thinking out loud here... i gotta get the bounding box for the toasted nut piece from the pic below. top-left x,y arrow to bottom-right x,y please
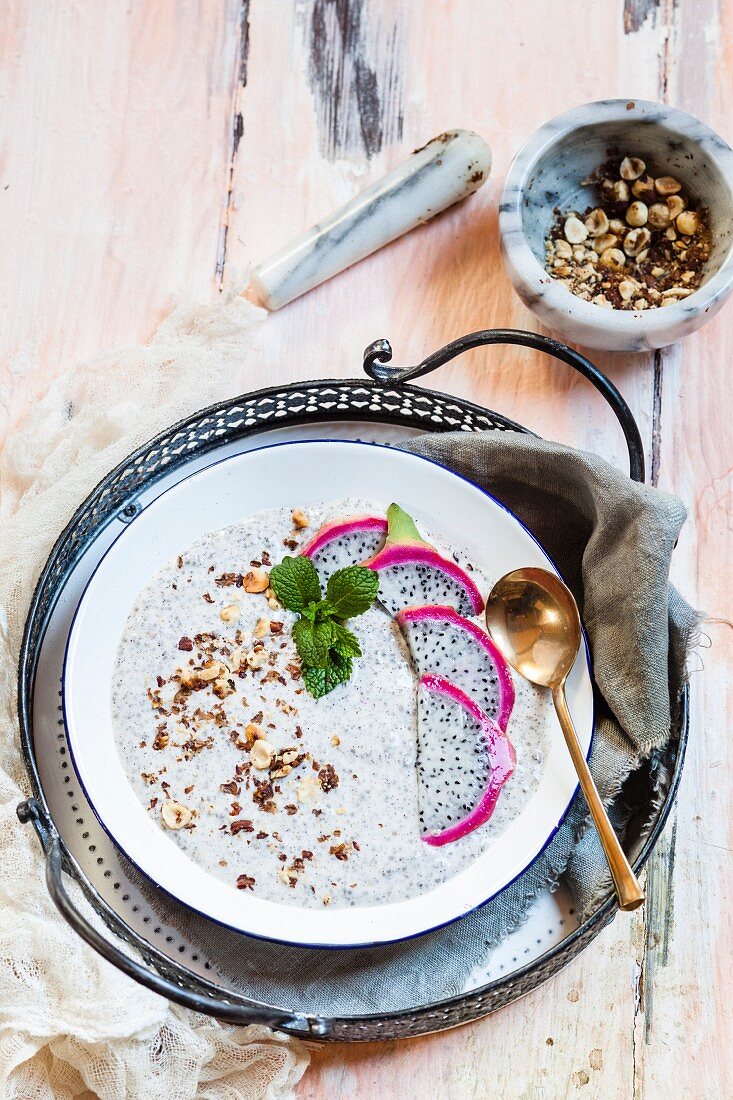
564,216 -> 588,244
651,266 -> 666,277
245,649 -> 267,670
296,774 -> 322,804
594,233 -> 619,255
632,174 -> 656,202
618,280 -> 637,301
625,201 -> 648,227
322,894 -> 332,906
291,508 -> 309,529
331,734 -> 341,747
662,286 -> 692,298
213,677 -> 235,699
553,261 -> 572,276
271,765 -> 292,779
554,238 -> 573,258
647,202 -> 672,230
199,660 -> 228,682
250,740 -> 275,769
592,294 -> 613,309
161,800 -> 193,830
254,617 -> 270,639
279,867 -> 297,886
623,227 -> 652,257
220,603 -> 240,624
666,194 -> 686,219
598,248 -> 626,271
655,175 -> 682,196
634,298 -> 649,310
281,749 -> 299,764
681,270 -> 696,283
584,208 -> 609,237
243,568 -> 269,593
608,218 -> 627,235
265,586 -> 282,610
229,647 -> 244,672
611,180 -> 630,204
664,226 -> 677,241
636,249 -> 649,263
245,722 -> 264,741
676,210 -> 699,235
619,156 -> 646,181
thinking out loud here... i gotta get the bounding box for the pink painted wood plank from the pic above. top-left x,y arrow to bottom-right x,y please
0,0 -> 242,439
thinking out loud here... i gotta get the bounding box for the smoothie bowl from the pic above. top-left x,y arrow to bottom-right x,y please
63,441 -> 593,948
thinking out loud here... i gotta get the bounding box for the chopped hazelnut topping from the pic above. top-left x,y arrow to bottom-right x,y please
219,604 -> 240,624
250,740 -> 275,770
254,617 -> 270,639
161,800 -> 192,830
291,508 -> 309,529
243,568 -> 270,593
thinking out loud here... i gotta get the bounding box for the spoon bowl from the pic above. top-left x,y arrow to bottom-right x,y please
485,567 -> 582,689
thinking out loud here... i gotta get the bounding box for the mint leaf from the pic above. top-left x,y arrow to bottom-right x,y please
269,556 -> 321,613
329,621 -> 362,659
325,566 -> 379,619
312,599 -> 339,622
292,618 -> 333,668
303,653 -> 353,698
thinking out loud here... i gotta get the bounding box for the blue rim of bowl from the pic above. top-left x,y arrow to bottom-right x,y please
499,97 -> 733,336
62,438 -> 596,950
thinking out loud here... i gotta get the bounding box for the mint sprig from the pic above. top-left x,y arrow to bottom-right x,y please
269,556 -> 378,698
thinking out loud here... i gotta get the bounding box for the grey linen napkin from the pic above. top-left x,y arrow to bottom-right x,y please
130,431 -> 699,1016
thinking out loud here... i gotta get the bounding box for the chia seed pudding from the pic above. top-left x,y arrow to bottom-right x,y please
111,498 -> 552,910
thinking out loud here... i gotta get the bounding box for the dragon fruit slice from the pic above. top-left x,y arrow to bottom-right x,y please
417,674 -> 515,846
396,604 -> 515,731
363,504 -> 484,617
300,514 -> 387,584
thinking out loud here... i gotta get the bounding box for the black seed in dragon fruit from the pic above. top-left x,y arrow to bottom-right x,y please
417,673 -> 515,845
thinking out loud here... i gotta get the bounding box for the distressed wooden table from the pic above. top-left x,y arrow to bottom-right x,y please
2,2 -> 731,1096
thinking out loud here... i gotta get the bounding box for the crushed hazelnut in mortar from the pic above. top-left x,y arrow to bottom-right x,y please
545,154 -> 711,310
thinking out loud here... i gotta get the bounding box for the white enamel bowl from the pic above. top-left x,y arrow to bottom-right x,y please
63,441 -> 594,948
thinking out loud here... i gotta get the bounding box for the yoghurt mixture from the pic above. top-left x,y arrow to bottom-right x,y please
112,498 -> 552,910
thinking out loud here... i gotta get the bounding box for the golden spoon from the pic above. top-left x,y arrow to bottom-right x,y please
485,567 -> 645,912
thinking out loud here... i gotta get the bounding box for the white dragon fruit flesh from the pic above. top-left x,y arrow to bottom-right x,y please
417,673 -> 515,846
396,604 -> 515,731
300,514 -> 387,584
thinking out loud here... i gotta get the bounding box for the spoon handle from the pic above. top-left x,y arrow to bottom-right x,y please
552,684 -> 645,912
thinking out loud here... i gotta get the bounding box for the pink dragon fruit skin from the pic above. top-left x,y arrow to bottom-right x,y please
417,673 -> 516,847
396,604 -> 515,732
300,514 -> 387,583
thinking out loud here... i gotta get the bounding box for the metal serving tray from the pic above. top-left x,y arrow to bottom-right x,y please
16,330 -> 687,1041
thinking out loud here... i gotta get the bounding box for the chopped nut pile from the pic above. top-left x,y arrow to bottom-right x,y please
545,155 -> 711,310
129,503 -> 365,907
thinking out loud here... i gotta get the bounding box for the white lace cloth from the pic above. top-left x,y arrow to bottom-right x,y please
0,295 -> 309,1098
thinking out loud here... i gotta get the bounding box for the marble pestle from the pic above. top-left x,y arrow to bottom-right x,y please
245,129 -> 491,311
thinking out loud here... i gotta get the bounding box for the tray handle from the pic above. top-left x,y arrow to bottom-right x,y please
363,328 -> 645,483
16,798 -> 328,1036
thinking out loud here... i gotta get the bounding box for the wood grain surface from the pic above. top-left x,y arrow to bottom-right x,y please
1,2 -> 730,1097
